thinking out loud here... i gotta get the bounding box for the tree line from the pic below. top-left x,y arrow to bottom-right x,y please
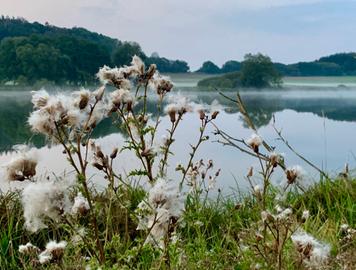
0,16 -> 189,85
197,53 -> 356,76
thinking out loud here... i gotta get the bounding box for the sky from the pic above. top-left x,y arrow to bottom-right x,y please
1,0 -> 356,70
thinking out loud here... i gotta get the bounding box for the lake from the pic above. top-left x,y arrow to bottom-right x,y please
1,75 -> 356,194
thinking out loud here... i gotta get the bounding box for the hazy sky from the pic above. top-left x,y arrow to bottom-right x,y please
2,0 -> 356,69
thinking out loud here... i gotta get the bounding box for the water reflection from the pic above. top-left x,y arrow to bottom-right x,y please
0,88 -> 356,193
1,89 -> 356,151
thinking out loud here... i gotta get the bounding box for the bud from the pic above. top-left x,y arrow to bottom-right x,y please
95,147 -> 104,159
247,167 -> 253,177
286,170 -> 297,184
92,162 -> 103,170
199,110 -> 205,120
207,159 -> 213,169
301,210 -> 310,222
168,110 -> 176,123
110,148 -> 118,159
78,94 -> 89,110
255,232 -> 264,242
94,86 -> 105,101
211,111 -> 219,119
126,101 -> 133,112
146,64 -> 157,80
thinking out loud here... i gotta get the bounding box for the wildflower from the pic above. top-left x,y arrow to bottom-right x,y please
19,242 -> 39,255
94,86 -> 105,101
141,147 -> 156,158
165,103 -> 178,123
4,146 -> 38,181
186,166 -> 199,189
110,147 -> 119,159
211,111 -> 219,119
291,230 -> 330,266
269,152 -> 283,167
275,204 -> 283,213
302,210 -> 310,222
253,184 -> 262,195
285,165 -> 305,185
246,133 -> 263,153
164,94 -> 193,120
74,89 -> 90,110
21,180 -> 71,232
130,55 -> 145,76
136,179 -> 184,248
71,192 -> 90,216
198,109 -> 206,120
208,173 -> 218,190
255,232 -> 264,241
110,88 -> 134,108
275,208 -> 292,220
149,72 -> 173,95
261,210 -> 273,223
96,65 -> 131,89
39,252 -> 52,264
91,145 -> 109,171
340,224 -> 349,233
247,167 -> 253,177
28,90 -> 107,139
31,89 -> 50,109
86,101 -> 107,128
38,240 -> 67,264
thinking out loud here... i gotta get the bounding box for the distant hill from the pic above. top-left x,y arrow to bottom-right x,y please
0,16 -> 190,85
196,53 -> 356,76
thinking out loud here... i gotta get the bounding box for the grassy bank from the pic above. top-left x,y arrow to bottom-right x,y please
1,57 -> 355,270
0,177 -> 354,269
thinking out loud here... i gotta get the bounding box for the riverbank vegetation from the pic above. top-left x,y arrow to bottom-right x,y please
0,56 -> 354,269
198,54 -> 282,89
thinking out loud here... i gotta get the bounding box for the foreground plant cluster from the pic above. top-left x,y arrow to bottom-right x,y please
0,57 -> 355,270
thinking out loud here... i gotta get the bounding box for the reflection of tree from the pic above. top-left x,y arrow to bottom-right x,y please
236,97 -> 280,128
1,92 -> 356,151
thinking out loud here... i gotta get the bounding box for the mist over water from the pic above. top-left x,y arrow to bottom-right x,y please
1,76 -> 356,193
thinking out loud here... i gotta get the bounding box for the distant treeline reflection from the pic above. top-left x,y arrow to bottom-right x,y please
0,92 -> 355,151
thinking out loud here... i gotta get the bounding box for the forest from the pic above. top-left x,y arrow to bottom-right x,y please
0,17 -> 189,85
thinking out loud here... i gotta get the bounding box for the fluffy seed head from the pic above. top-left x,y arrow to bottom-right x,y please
246,133 -> 263,153
4,146 -> 38,181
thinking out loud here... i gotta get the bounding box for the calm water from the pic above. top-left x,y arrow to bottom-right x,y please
1,77 -> 356,193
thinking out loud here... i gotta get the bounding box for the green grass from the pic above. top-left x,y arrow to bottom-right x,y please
0,178 -> 355,269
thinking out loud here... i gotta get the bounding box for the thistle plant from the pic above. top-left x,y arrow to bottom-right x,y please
212,92 -> 334,269
1,59 -> 353,269
5,55 -> 219,267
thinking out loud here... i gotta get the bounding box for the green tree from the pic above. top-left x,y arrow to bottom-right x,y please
221,60 -> 241,73
240,53 -> 281,88
197,61 -> 221,74
145,56 -> 189,73
112,42 -> 146,67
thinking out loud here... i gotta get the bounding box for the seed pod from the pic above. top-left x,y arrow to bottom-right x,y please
110,148 -> 118,159
92,162 -> 103,171
168,111 -> 176,123
79,95 -> 89,110
146,64 -> 157,80
211,111 -> 219,119
199,110 -> 205,120
95,86 -> 105,101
